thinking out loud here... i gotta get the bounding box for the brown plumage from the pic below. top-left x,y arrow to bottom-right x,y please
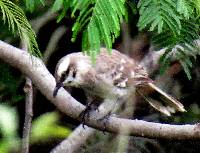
53,48 -> 186,116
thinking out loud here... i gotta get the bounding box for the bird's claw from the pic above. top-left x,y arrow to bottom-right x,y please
79,102 -> 98,128
79,106 -> 92,128
97,111 -> 112,134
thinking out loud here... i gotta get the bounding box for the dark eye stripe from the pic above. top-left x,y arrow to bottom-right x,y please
60,64 -> 76,82
72,68 -> 77,78
65,67 -> 70,76
60,72 -> 66,82
60,67 -> 70,82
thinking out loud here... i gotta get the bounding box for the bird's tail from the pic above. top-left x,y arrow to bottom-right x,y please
137,83 -> 186,116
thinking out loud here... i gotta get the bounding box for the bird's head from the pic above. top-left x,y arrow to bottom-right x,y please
53,53 -> 91,97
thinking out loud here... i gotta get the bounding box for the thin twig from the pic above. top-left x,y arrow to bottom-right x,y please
43,26 -> 67,64
21,13 -> 65,153
30,9 -> 57,34
120,22 -> 131,55
21,12 -> 66,153
21,78 -> 33,153
21,43 -> 34,153
1,41 -> 200,140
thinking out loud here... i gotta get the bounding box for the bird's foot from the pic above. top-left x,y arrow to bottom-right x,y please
79,107 -> 91,128
79,103 -> 97,128
97,111 -> 112,134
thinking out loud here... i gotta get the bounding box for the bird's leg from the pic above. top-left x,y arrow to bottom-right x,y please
97,97 -> 123,134
79,101 -> 93,128
79,96 -> 101,128
97,111 -> 112,134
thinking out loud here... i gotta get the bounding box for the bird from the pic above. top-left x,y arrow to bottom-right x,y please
53,48 -> 186,117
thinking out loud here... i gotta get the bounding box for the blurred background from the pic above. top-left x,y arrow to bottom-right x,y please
0,0 -> 200,153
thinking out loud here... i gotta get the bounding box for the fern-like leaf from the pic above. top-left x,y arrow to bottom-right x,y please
0,0 -> 41,57
138,0 -> 200,79
71,0 -> 127,58
25,0 -> 44,12
189,0 -> 200,16
138,0 -> 182,35
153,17 -> 200,79
177,0 -> 193,19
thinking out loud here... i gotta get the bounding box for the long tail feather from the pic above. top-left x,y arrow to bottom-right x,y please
137,83 -> 186,116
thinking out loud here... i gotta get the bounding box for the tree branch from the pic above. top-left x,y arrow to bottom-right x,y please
30,9 -> 57,34
43,26 -> 67,64
51,126 -> 95,153
0,40 -> 200,140
21,77 -> 33,153
51,97 -> 126,153
21,42 -> 33,153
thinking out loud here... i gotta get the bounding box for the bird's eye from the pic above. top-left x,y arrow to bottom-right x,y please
61,73 -> 66,78
65,67 -> 70,76
60,72 -> 66,82
72,69 -> 77,78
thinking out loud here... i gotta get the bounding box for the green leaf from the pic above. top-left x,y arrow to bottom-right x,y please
180,60 -> 192,80
126,0 -> 137,14
71,0 -> 91,17
138,0 -> 182,35
192,0 -> 200,15
0,104 -> 18,138
87,19 -> 100,60
70,0 -> 127,57
31,112 -> 71,142
0,0 -> 41,57
82,30 -> 89,53
159,51 -> 171,74
55,0 -> 71,22
177,0 -> 192,19
52,0 -> 63,12
25,0 -> 35,12
98,0 -> 119,36
39,0 -> 45,5
25,0 -> 45,12
96,14 -> 112,49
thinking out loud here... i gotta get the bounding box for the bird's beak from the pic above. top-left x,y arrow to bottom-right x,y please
53,81 -> 63,97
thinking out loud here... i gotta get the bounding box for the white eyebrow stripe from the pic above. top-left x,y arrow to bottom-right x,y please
57,57 -> 70,77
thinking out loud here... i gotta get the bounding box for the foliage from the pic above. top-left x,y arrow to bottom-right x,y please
0,0 -> 199,77
51,0 -> 200,78
24,0 -> 45,12
0,104 -> 20,153
137,0 -> 200,79
0,105 -> 71,152
173,103 -> 200,123
31,112 -> 71,143
52,0 -> 127,61
0,0 -> 41,57
0,64 -> 22,153
0,63 -> 24,104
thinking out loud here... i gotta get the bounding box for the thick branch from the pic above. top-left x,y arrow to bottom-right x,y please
0,40 -> 200,140
51,98 -> 126,153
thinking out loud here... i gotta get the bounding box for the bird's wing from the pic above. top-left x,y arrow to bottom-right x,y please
95,48 -> 151,88
137,82 -> 186,116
